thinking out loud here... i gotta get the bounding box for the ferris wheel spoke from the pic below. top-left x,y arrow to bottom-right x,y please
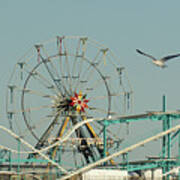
82,50 -> 100,74
16,104 -> 52,114
23,64 -> 59,95
73,58 -> 85,92
15,86 -> 54,100
34,111 -> 62,149
41,55 -> 63,93
74,37 -> 88,81
90,92 -> 126,101
21,104 -> 55,141
75,38 -> 88,90
83,64 -> 123,93
82,78 -> 108,95
44,56 -> 64,88
23,66 -> 54,88
57,51 -> 73,97
71,39 -> 81,85
21,114 -> 57,139
62,40 -> 74,94
88,106 -> 113,115
40,55 -> 69,96
47,57 -> 71,96
78,57 -> 104,92
83,62 -> 103,86
74,50 -> 101,92
56,36 -> 74,96
73,59 -> 91,93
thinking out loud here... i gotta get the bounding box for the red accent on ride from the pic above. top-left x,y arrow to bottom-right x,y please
69,92 -> 89,112
75,92 -> 78,98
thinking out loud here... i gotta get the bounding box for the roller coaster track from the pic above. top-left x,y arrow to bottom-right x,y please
0,112 -> 180,179
1,111 -> 180,154
0,125 -> 68,174
60,123 -> 180,180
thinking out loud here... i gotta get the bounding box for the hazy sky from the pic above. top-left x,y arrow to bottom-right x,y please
0,0 -> 180,160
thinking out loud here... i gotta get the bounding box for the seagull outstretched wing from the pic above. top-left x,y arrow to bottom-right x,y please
161,54 -> 180,62
136,49 -> 156,60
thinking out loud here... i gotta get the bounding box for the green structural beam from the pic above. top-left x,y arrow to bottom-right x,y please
0,150 -> 8,160
179,132 -> 180,179
99,104 -> 180,178
100,111 -> 180,126
126,160 -> 179,172
103,121 -> 107,159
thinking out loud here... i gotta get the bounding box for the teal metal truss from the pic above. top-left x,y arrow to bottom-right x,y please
102,96 -> 180,179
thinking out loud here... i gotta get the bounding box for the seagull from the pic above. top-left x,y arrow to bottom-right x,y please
136,49 -> 180,68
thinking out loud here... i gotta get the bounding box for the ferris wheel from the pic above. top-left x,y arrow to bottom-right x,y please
6,36 -> 133,170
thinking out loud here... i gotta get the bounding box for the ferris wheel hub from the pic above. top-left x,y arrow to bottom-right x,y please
70,91 -> 89,113
52,91 -> 89,114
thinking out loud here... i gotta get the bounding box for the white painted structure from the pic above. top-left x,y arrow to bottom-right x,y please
81,169 -> 128,180
144,168 -> 162,179
144,168 -> 180,179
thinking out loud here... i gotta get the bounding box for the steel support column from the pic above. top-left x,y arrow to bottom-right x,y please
162,95 -> 166,158
162,95 -> 167,180
103,120 -> 108,159
17,139 -> 21,174
162,95 -> 171,180
178,132 -> 180,179
8,151 -> 12,171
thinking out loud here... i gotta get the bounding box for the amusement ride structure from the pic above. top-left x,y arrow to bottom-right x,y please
0,36 -> 179,179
